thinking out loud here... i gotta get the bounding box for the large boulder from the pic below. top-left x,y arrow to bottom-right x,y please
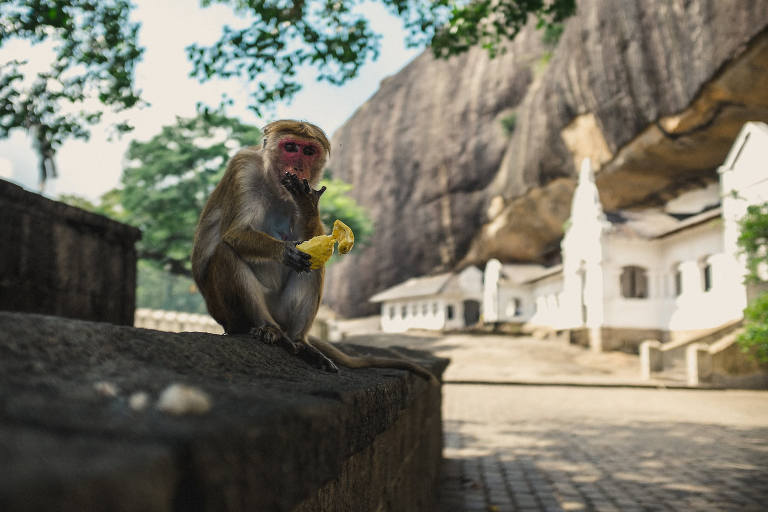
323,0 -> 768,317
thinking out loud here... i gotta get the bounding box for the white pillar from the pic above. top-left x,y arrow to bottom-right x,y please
679,260 -> 701,298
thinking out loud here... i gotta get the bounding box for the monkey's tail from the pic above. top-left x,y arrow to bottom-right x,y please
310,338 -> 439,385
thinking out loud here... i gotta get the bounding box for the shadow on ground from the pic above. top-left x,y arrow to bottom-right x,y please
439,419 -> 768,511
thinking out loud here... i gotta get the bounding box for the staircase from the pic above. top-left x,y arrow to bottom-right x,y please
640,320 -> 744,386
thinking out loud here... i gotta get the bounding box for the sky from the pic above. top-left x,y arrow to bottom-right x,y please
0,0 -> 420,201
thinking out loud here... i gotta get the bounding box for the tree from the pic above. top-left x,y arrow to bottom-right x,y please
0,0 -> 143,186
65,112 -> 374,277
135,260 -> 208,314
318,170 -> 374,249
116,112 -> 263,275
3,0 -> 576,182
737,203 -> 768,362
189,0 -> 576,115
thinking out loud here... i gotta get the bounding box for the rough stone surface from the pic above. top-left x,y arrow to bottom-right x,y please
0,312 -> 447,512
0,179 -> 141,325
323,1 -> 768,317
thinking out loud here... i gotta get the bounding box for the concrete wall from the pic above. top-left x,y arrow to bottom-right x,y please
709,339 -> 768,389
134,308 -> 224,334
600,221 -> 742,332
599,327 -> 666,353
529,274 -> 565,328
0,311 -> 448,511
683,329 -> 768,389
0,179 -> 141,325
379,296 -> 467,333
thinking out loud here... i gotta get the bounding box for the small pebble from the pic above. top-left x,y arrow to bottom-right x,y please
156,383 -> 212,415
93,381 -> 118,397
129,392 -> 150,411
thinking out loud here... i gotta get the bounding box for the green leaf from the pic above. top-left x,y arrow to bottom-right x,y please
0,0 -> 145,186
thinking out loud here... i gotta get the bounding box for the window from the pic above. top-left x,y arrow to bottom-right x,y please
506,297 -> 523,317
389,306 -> 396,319
422,303 -> 428,315
673,265 -> 682,297
701,259 -> 713,292
401,305 -> 407,318
432,302 -> 439,315
620,266 -> 648,298
446,304 -> 455,320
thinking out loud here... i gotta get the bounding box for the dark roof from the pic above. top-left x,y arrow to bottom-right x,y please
605,206 -> 721,239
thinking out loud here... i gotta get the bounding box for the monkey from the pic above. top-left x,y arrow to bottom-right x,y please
191,119 -> 436,383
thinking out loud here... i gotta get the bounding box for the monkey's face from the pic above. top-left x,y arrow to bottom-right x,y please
276,136 -> 324,183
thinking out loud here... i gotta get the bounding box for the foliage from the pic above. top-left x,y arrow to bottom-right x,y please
541,21 -> 564,46
188,0 -> 576,115
318,173 -> 374,248
135,260 -> 208,313
737,203 -> 768,283
737,203 -> 768,362
738,291 -> 768,363
0,0 -> 143,185
500,112 -> 517,136
60,113 -> 374,278
57,193 -> 98,211
112,112 -> 261,276
4,0 -> 576,177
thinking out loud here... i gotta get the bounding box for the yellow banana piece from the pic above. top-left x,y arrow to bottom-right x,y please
296,220 -> 355,269
332,219 -> 355,254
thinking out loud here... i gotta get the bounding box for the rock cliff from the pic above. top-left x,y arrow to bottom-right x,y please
324,0 -> 768,317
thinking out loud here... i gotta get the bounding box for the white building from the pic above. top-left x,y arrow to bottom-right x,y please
484,122 -> 768,352
370,266 -> 483,333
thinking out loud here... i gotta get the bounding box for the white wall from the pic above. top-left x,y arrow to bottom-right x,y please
600,221 -> 742,331
379,297 -> 466,333
721,123 -> 768,282
483,259 -> 502,323
559,158 -> 607,330
497,286 -> 535,322
528,274 -> 566,329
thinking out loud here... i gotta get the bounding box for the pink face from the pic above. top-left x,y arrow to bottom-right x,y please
278,137 -> 322,181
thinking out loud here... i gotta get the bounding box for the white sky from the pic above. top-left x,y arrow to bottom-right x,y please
0,0 -> 419,201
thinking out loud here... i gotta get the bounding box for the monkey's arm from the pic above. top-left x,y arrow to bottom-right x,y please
222,227 -> 311,272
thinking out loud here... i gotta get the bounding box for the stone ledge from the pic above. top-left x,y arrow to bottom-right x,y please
0,312 -> 448,511
0,179 -> 141,244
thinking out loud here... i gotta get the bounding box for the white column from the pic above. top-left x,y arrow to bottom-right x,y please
679,260 -> 701,298
584,261 -> 604,328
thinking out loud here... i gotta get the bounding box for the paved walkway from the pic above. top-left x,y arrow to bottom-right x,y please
438,385 -> 768,511
345,331 -> 652,386
344,331 -> 768,511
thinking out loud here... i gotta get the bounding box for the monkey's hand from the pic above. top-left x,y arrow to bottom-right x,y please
296,234 -> 336,269
281,172 -> 326,213
283,241 -> 312,273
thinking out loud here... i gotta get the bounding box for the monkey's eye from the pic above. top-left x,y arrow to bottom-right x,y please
284,142 -> 298,153
302,146 -> 317,156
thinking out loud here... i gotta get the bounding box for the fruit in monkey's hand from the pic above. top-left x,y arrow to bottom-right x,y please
296,235 -> 334,270
332,219 -> 354,254
297,220 -> 355,269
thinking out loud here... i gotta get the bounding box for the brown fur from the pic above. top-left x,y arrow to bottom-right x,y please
191,120 -> 436,383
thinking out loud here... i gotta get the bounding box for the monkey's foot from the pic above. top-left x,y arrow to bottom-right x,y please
250,325 -> 300,354
297,343 -> 339,373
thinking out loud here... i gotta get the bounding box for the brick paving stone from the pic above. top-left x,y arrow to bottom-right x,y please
436,385 -> 768,511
